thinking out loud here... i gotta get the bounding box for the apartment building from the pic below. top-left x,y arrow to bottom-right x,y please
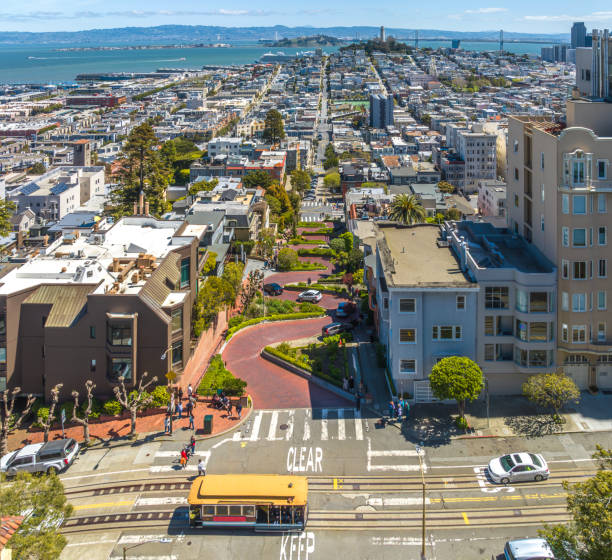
0,213 -> 201,398
207,137 -> 242,159
369,94 -> 394,129
477,179 -> 507,218
373,223 -> 479,401
507,98 -> 612,390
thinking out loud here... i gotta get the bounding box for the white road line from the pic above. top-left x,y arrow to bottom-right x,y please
150,465 -> 198,473
211,438 -> 233,449
354,409 -> 364,440
547,458 -> 596,463
134,497 -> 188,506
61,468 -> 150,481
321,409 -> 329,441
367,497 -> 431,506
285,409 -> 295,440
110,556 -> 177,560
368,464 -> 422,471
267,410 -> 280,441
154,451 -> 209,458
430,464 -> 487,469
250,411 -> 263,441
337,408 -> 346,440
368,449 -> 420,457
303,410 -> 311,441
118,535 -> 179,544
65,540 -> 118,547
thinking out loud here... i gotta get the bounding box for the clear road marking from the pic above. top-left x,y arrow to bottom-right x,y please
134,497 -> 188,506
61,468 -> 150,481
250,411 -> 263,441
337,409 -> 345,441
367,497 -> 431,506
321,409 -> 329,441
73,500 -> 134,511
267,411 -> 282,441
462,512 -> 470,525
354,410 -> 363,440
285,409 -> 295,441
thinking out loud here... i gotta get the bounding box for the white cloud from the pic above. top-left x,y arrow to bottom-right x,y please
465,7 -> 508,14
524,11 -> 612,22
0,9 -> 279,20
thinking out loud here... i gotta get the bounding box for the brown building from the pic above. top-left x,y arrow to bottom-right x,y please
0,213 -> 205,399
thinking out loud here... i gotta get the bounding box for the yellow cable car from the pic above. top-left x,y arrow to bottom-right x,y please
188,474 -> 307,531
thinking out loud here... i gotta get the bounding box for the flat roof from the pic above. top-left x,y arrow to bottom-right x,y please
377,224 -> 472,288
188,475 -> 307,506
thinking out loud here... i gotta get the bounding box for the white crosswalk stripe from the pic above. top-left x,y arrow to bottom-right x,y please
321,409 -> 329,441
354,409 -> 364,440
366,438 -> 426,473
337,408 -> 345,440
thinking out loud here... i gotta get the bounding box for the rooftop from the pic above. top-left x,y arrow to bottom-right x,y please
376,223 -> 472,288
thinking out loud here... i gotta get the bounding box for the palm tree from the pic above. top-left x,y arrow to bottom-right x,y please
388,194 -> 426,225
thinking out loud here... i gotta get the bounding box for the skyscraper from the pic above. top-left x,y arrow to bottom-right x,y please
571,22 -> 587,49
380,26 -> 386,42
369,94 -> 394,129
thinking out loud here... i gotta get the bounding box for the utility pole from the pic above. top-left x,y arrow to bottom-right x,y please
416,443 -> 426,559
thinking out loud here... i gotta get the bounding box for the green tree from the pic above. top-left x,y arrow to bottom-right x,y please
277,248 -> 299,271
0,472 -> 73,559
445,207 -> 462,221
240,270 -> 263,311
388,194 -> 426,225
429,356 -> 484,421
256,227 -> 276,259
189,178 -> 218,196
437,181 -> 456,194
221,261 -> 245,299
290,169 -> 311,192
346,247 -> 364,273
109,122 -> 171,218
196,276 -> 236,328
243,170 -> 273,189
0,199 -> 16,237
330,237 -> 346,254
262,109 -> 285,144
539,469 -> 612,560
593,445 -> 612,470
323,171 -> 340,191
522,372 -> 581,421
28,162 -> 46,175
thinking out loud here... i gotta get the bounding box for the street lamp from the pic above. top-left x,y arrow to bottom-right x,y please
415,442 -> 426,560
123,538 -> 171,560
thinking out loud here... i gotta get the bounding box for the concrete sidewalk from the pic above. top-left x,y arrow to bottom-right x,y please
353,327 -> 391,413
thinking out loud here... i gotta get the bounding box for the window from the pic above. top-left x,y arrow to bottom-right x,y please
107,324 -> 132,346
399,329 -> 416,343
598,322 -> 606,342
541,184 -> 545,202
399,298 -> 416,313
530,292 -> 548,313
572,293 -> 586,312
513,140 -> 519,153
562,194 -> 569,214
90,359 -> 96,372
598,160 -> 607,179
514,167 -> 519,180
599,259 -> 608,278
0,316 -> 5,336
0,347 -> 5,364
572,325 -> 586,343
432,326 -> 462,340
540,152 -> 545,169
562,259 -> 569,279
108,357 -> 132,381
171,307 -> 183,333
171,340 -> 183,368
573,228 -> 586,247
573,261 -> 587,279
562,324 -> 569,342
541,214 -> 545,232
562,292 -> 569,311
400,359 -> 416,374
485,287 -> 509,309
598,291 -> 607,310
456,296 -> 465,310
180,257 -> 190,288
562,227 -> 569,247
516,289 -> 528,313
89,326 -> 96,339
573,195 -> 586,214
599,227 -> 607,246
516,319 -> 528,341
383,298 -> 389,309
598,193 -> 607,213
573,161 -> 585,184
484,316 -> 494,336
484,344 -> 495,361
514,194 -> 519,207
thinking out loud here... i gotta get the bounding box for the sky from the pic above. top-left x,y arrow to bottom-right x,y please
1,0 -> 611,34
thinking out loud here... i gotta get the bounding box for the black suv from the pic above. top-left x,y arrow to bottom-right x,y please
263,283 -> 283,295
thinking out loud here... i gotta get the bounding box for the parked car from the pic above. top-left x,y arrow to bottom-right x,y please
297,289 -> 322,302
0,438 -> 79,476
318,244 -> 330,249
263,283 -> 283,296
488,452 -> 549,484
504,538 -> 554,560
336,302 -> 357,318
322,322 -> 354,336
303,195 -> 316,201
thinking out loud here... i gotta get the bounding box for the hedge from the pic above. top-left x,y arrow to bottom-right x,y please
298,221 -> 327,228
226,311 -> 325,340
285,282 -> 348,295
297,248 -> 334,257
291,262 -> 327,271
197,355 -> 247,396
289,238 -> 321,245
102,399 -> 123,416
301,228 -> 333,236
264,346 -> 343,388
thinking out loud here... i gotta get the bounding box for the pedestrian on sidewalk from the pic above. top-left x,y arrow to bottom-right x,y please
307,277 -> 312,286
358,381 -> 364,395
190,435 -> 196,455
348,376 -> 355,393
188,413 -> 195,430
236,402 -> 243,419
397,399 -> 404,421
198,459 -> 206,477
403,400 -> 410,418
178,387 -> 184,402
164,414 -> 171,434
186,399 -> 193,416
180,448 -> 188,469
388,400 -> 395,419
177,401 -> 183,419
188,383 -> 193,399
227,400 -> 233,418
343,377 -> 349,392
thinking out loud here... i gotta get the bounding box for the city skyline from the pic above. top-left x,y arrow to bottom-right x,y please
0,0 -> 611,34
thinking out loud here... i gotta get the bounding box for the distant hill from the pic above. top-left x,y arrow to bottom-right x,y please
0,25 -> 569,47
268,35 -> 345,47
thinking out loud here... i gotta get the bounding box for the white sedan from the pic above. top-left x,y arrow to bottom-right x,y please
488,452 -> 549,484
297,290 -> 322,302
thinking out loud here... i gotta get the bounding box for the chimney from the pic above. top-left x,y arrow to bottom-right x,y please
133,201 -> 138,215
144,200 -> 150,215
138,190 -> 144,215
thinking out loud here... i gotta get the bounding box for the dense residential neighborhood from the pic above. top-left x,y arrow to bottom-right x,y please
0,21 -> 611,560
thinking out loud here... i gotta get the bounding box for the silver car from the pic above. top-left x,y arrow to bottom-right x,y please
297,290 -> 322,302
488,452 -> 549,484
504,538 -> 554,560
0,438 -> 79,476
